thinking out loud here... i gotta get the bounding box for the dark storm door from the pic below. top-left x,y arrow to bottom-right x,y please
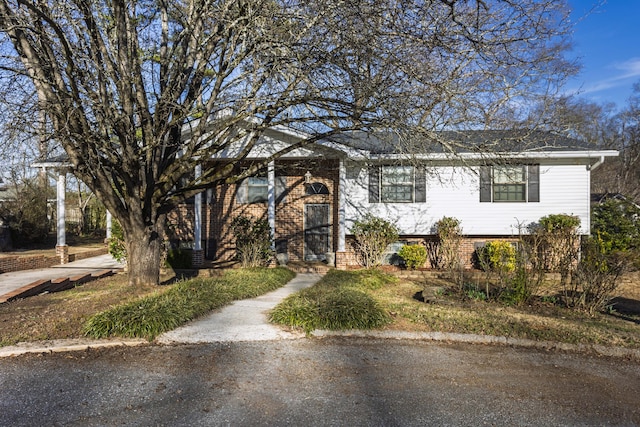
304,204 -> 331,261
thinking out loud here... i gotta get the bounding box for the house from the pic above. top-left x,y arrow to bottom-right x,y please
169,128 -> 619,269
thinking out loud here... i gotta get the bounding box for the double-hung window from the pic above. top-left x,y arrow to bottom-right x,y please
237,174 -> 287,204
381,166 -> 414,202
245,177 -> 268,203
369,164 -> 426,203
480,164 -> 539,203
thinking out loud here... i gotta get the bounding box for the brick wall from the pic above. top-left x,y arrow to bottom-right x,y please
341,234 -> 522,269
205,159 -> 340,263
0,247 -> 107,274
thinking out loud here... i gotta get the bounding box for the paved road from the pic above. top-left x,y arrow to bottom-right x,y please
1,338 -> 638,426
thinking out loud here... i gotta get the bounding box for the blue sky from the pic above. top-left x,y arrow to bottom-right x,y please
566,1 -> 640,109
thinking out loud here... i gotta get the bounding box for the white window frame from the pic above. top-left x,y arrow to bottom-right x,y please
245,176 -> 268,203
381,165 -> 414,203
492,165 -> 527,202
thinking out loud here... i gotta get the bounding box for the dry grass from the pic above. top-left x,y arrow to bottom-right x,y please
1,267 -> 639,349
0,272 -> 168,346
373,274 -> 640,348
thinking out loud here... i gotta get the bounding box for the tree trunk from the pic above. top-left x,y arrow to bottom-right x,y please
125,220 -> 165,286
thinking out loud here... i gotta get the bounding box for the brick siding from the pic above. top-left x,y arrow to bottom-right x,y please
0,247 -> 107,274
204,159 -> 340,263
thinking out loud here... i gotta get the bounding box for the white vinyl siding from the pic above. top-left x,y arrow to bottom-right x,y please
345,162 -> 590,236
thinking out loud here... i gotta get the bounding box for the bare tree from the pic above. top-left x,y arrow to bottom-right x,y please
0,0 -> 575,285
603,82 -> 640,201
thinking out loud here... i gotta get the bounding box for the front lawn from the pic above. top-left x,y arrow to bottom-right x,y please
270,269 -> 640,348
0,268 -> 295,346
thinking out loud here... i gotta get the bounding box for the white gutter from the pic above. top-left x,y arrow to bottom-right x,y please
360,150 -> 619,162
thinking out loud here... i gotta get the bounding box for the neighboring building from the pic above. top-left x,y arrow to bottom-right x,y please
168,127 -> 619,268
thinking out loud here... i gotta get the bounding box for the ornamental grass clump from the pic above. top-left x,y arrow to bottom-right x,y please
269,269 -> 395,333
83,267 -> 294,340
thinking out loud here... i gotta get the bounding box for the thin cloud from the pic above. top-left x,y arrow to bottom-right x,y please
579,57 -> 640,94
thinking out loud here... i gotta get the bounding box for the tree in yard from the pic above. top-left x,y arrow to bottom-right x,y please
592,81 -> 640,202
530,83 -> 640,202
0,0 -> 575,285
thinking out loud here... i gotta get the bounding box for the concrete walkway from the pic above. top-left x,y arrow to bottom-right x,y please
157,273 -> 322,344
0,254 -> 125,301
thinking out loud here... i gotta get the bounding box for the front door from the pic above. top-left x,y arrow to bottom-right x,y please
304,204 -> 330,261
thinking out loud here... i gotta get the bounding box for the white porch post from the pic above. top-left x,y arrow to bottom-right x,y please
56,171 -> 68,264
194,165 -> 202,250
267,161 -> 276,251
105,211 -> 112,240
338,158 -> 346,252
193,164 -> 203,266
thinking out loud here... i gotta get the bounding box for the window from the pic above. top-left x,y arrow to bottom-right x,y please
479,164 -> 539,203
369,165 -> 426,203
381,166 -> 413,202
305,182 -> 329,195
493,166 -> 526,201
246,177 -> 268,203
236,175 -> 287,204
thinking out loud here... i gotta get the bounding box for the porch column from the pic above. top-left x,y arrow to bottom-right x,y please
105,210 -> 112,240
192,164 -> 203,266
336,158 -> 347,268
267,161 -> 276,251
338,159 -> 346,252
56,171 -> 68,264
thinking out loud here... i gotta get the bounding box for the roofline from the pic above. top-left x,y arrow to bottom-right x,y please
356,150 -> 619,162
30,161 -> 72,168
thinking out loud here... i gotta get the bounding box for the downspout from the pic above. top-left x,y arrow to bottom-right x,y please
585,155 -> 606,244
588,155 -> 605,171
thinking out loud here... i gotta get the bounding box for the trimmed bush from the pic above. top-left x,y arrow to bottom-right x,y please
398,244 -> 427,269
479,240 -> 516,273
351,214 -> 399,267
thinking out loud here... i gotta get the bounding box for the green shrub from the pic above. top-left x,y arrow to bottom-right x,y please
592,198 -> 640,266
269,269 -> 394,332
231,215 -> 273,267
539,213 -> 581,232
107,220 -> 127,263
434,216 -> 463,269
398,244 -> 427,269
351,214 -> 399,267
83,267 -> 294,340
480,240 -> 516,273
165,248 -> 193,269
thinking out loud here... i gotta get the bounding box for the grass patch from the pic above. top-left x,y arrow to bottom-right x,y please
271,268 -> 640,349
0,274 -> 159,347
269,269 -> 395,333
375,278 -> 640,348
83,268 -> 295,340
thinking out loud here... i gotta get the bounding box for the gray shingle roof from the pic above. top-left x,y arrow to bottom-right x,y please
329,130 -> 594,154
